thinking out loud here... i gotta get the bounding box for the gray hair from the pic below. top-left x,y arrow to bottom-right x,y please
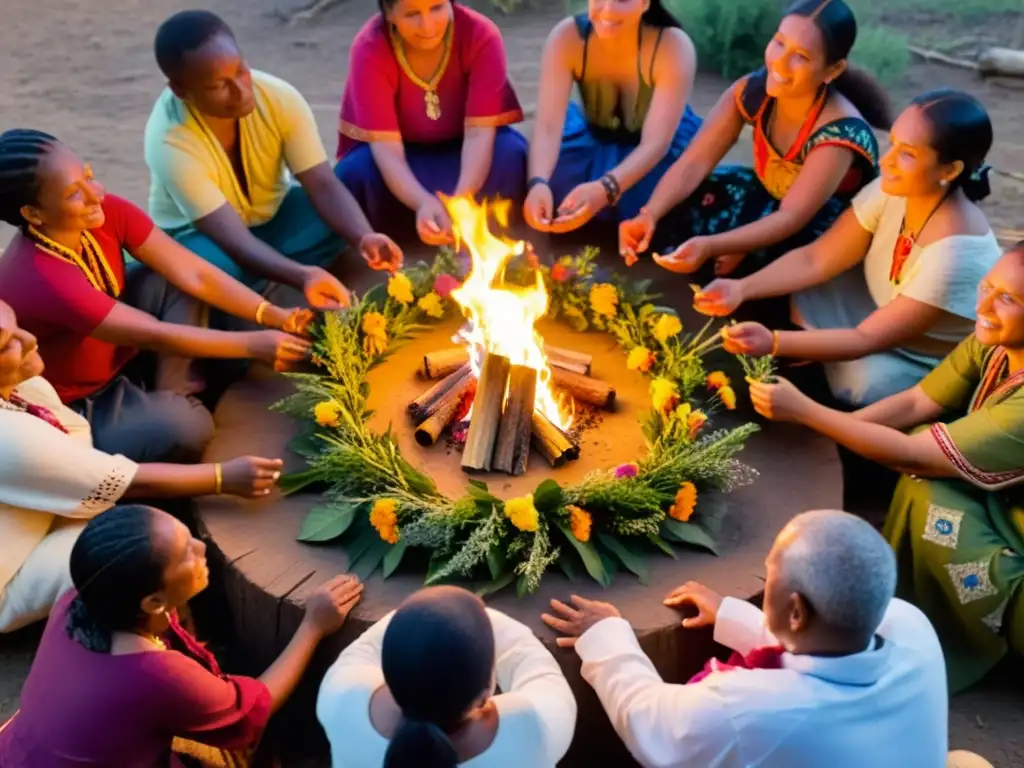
776,510 -> 896,636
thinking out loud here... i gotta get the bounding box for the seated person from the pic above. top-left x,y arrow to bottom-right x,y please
335,0 -> 528,246
544,510 -> 948,768
702,89 -> 999,407
621,0 -> 886,277
0,505 -> 363,766
0,299 -> 283,633
0,129 -> 314,462
523,0 -> 700,234
146,10 -> 401,299
317,585 -> 576,767
747,243 -> 1024,692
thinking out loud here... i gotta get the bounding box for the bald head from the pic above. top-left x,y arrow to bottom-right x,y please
769,510 -> 896,643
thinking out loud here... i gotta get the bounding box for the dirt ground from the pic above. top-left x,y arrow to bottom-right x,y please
0,0 -> 1022,764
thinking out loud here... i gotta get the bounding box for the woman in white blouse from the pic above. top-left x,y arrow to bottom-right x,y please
0,299 -> 282,633
692,89 -> 1000,407
316,586 -> 576,768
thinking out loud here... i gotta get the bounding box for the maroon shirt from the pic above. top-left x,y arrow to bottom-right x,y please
0,591 -> 271,767
0,195 -> 153,404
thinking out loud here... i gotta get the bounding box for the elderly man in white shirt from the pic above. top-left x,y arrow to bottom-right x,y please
543,509 -> 949,768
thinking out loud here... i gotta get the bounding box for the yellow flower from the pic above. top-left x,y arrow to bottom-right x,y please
387,273 -> 414,305
669,482 -> 698,522
706,371 -> 731,390
567,505 -> 592,543
589,283 -> 619,318
314,400 -> 343,428
627,346 -> 656,373
417,291 -> 445,319
687,409 -> 708,439
504,494 -> 539,532
718,385 -> 737,411
653,314 -> 682,343
361,311 -> 388,357
650,378 -> 679,414
674,402 -> 692,421
370,499 -> 400,544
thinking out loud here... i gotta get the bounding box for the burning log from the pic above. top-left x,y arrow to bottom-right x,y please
414,374 -> 476,447
409,364 -> 472,422
422,348 -> 469,380
551,367 -> 615,410
544,345 -> 592,376
493,365 -> 537,476
531,411 -> 578,468
462,353 -> 511,472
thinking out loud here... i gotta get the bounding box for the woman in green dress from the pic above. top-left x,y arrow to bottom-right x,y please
743,242 -> 1024,691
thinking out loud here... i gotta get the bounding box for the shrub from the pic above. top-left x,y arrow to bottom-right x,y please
666,0 -> 783,80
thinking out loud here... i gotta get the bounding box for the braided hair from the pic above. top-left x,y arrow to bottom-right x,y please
0,129 -> 57,229
66,505 -> 166,653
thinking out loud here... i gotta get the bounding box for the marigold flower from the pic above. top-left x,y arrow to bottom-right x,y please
313,400 -> 343,428
650,378 -> 679,414
615,462 -> 639,479
687,409 -> 708,439
653,314 -> 682,343
567,505 -> 592,542
387,272 -> 414,304
551,263 -> 575,283
417,291 -> 445,319
504,494 -> 539,532
706,371 -> 730,390
589,283 -> 619,318
361,311 -> 388,357
627,346 -> 656,373
370,499 -> 400,544
433,273 -> 460,298
718,385 -> 737,411
669,482 -> 698,522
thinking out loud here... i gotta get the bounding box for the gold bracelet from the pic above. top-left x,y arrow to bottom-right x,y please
255,300 -> 270,326
214,463 -> 223,494
770,330 -> 780,357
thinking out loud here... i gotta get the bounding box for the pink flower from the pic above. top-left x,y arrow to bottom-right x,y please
615,462 -> 639,479
551,263 -> 576,283
433,273 -> 460,299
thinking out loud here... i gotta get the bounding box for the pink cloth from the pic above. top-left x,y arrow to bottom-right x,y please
5,393 -> 68,434
687,645 -> 786,684
337,4 -> 524,157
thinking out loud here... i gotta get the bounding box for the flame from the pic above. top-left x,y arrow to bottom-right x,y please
444,195 -> 571,430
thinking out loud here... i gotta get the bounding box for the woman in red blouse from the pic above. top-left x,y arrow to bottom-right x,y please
0,129 -> 314,464
334,0 -> 527,245
0,505 -> 362,767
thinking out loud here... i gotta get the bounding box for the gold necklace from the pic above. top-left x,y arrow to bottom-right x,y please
392,23 -> 453,121
26,226 -> 120,297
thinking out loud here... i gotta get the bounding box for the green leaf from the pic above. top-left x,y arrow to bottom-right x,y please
362,283 -> 388,309
351,538 -> 391,579
475,571 -> 516,598
647,534 -> 678,559
287,429 -> 325,459
558,524 -> 611,587
557,553 -> 580,581
532,479 -> 564,513
346,526 -> 384,567
662,519 -> 720,556
467,480 -> 497,503
516,574 -> 533,599
598,534 -> 650,584
297,503 -> 358,542
278,468 -> 324,496
398,457 -> 437,495
382,539 -> 410,578
486,545 -> 507,581
425,555 -> 453,585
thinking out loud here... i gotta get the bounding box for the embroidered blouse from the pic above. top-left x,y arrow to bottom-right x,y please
0,376 -> 137,607
734,68 -> 879,201
337,5 -> 524,158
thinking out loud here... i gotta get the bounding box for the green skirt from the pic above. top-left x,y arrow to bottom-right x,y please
884,474 -> 1024,692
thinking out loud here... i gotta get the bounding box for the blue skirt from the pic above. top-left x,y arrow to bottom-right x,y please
335,126 -> 528,240
549,101 -> 702,221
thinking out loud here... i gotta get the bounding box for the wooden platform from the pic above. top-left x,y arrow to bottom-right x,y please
194,253 -> 843,766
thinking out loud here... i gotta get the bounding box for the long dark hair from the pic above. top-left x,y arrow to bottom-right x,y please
784,0 -> 892,129
0,128 -> 58,229
378,0 -> 455,13
66,505 -> 166,653
910,89 -> 993,202
382,587 -> 496,768
642,0 -> 683,30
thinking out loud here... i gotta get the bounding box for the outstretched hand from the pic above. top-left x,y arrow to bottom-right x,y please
541,595 -> 621,648
663,581 -> 724,629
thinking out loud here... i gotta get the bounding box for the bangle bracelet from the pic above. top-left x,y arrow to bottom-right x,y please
214,463 -> 223,494
527,176 -> 549,192
770,330 -> 780,357
255,301 -> 270,326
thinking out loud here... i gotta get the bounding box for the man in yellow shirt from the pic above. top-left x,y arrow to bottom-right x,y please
144,10 -> 402,309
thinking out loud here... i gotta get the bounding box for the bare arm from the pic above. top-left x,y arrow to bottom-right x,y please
853,385 -> 947,429
454,126 -> 497,197
645,85 -> 745,221
131,228 -> 290,329
702,146 -> 855,257
527,20 -> 577,181
295,161 -> 374,244
125,463 -> 219,498
368,141 -> 434,210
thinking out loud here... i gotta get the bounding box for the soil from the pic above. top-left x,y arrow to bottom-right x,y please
0,0 -> 1021,764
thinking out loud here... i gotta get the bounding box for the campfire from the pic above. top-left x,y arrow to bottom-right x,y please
406,197 -> 616,477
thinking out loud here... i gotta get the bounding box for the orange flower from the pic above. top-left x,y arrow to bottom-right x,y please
706,371 -> 730,391
627,346 -> 656,373
687,409 -> 708,439
669,482 -> 698,522
718,385 -> 737,411
567,505 -> 592,543
370,499 -> 400,544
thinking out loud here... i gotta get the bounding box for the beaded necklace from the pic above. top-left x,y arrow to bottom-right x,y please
26,225 -> 121,297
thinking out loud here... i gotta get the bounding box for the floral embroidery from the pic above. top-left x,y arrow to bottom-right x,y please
945,560 -> 999,605
922,505 -> 963,549
82,467 -> 131,513
981,599 -> 1009,635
